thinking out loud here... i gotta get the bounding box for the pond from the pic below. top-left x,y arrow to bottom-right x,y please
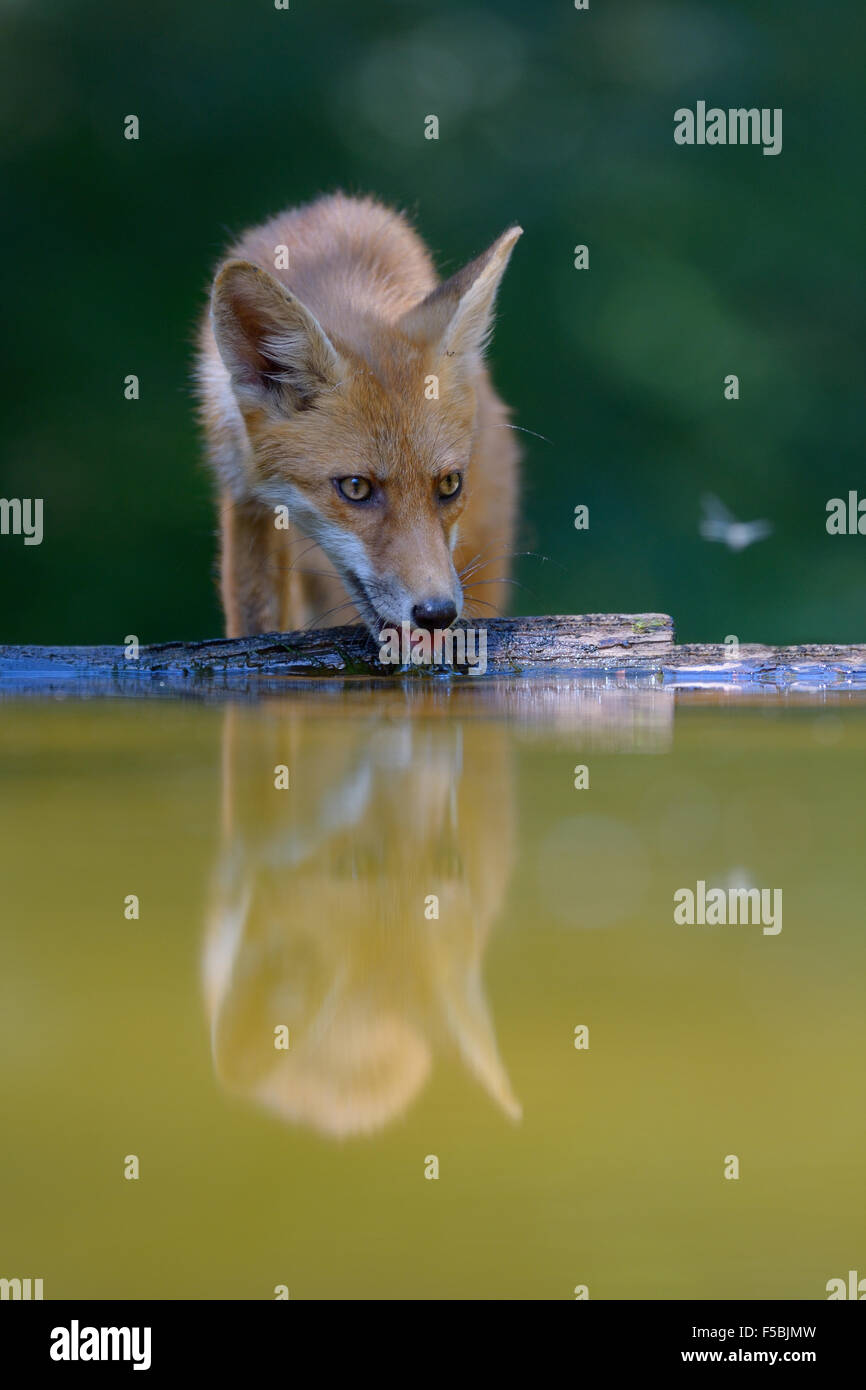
0,683 -> 863,1299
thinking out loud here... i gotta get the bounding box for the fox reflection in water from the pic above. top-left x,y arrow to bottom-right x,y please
203,701 -> 520,1137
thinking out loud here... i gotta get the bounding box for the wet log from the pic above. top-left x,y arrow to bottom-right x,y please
0,614 -> 673,688
1,616 -> 865,695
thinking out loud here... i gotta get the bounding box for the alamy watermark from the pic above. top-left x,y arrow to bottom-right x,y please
675,103 -> 782,157
1,1276 -> 43,1299
674,880 -> 782,935
826,492 -> 866,534
50,1321 -> 152,1371
0,497 -> 43,545
378,621 -> 488,674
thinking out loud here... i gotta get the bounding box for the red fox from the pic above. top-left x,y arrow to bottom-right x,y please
204,701 -> 519,1136
197,193 -> 522,637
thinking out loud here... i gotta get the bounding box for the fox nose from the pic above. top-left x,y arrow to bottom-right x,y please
411,597 -> 458,631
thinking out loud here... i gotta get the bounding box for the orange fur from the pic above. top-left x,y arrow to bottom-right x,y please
205,701 -> 519,1135
196,193 -> 521,637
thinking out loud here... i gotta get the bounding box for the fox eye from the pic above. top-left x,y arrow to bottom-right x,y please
438,471 -> 462,500
336,476 -> 372,502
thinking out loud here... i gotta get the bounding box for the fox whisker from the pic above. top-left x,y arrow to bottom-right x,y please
301,600 -> 359,631
480,421 -> 552,444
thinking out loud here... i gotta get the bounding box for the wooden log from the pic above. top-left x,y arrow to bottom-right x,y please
1,616 -> 865,696
0,614 -> 673,689
661,642 -> 866,691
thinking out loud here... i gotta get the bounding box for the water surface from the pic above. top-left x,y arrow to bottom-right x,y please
0,684 -> 863,1299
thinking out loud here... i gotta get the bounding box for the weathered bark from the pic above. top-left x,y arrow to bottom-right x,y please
0,615 -> 673,684
1,616 -> 864,695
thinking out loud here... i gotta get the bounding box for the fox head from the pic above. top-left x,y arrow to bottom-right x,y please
209,225 -> 522,635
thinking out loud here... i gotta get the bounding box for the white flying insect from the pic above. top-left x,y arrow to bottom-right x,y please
699,494 -> 773,552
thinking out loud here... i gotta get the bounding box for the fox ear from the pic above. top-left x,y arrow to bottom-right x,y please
211,260 -> 343,410
399,225 -> 522,363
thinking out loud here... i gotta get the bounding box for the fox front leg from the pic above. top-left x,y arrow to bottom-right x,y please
219,495 -> 290,637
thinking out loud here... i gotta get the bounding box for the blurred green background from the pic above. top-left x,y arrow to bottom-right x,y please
0,0 -> 862,645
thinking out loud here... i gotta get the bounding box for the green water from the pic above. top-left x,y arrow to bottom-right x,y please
1,687 -> 863,1300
